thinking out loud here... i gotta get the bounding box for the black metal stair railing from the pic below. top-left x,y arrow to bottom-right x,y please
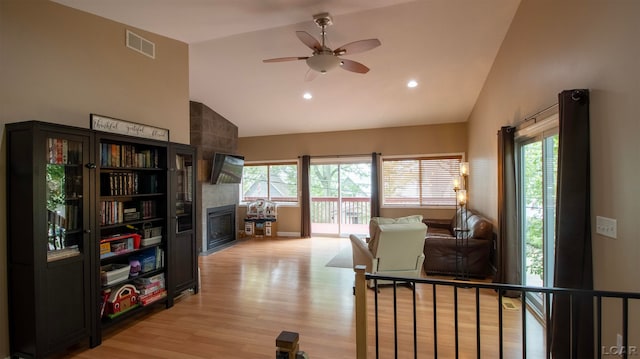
353,266 -> 640,359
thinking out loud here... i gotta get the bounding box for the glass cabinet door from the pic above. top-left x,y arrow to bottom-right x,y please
46,137 -> 84,261
170,144 -> 198,295
175,152 -> 193,233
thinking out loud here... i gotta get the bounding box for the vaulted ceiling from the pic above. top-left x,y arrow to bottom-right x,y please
52,0 -> 521,137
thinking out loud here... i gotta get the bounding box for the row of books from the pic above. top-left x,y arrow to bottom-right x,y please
63,204 -> 80,230
100,200 -> 156,225
47,205 -> 80,232
100,143 -> 159,168
47,138 -> 82,165
63,172 -> 83,199
133,272 -> 167,306
100,172 -> 159,196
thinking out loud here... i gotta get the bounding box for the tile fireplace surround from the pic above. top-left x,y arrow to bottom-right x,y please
190,101 -> 239,254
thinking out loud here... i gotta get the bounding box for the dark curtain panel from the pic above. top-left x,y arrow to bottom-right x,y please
494,126 -> 521,297
551,89 -> 593,358
300,155 -> 311,238
370,152 -> 381,218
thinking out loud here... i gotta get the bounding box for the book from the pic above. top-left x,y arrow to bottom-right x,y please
137,282 -> 165,295
55,138 -> 63,164
140,289 -> 167,306
100,289 -> 111,318
134,272 -> 165,285
62,139 -> 68,164
138,284 -> 165,297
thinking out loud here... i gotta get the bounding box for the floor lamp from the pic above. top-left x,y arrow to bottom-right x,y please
453,162 -> 469,280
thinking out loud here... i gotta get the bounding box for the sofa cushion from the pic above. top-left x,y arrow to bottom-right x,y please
370,215 -> 423,235
426,227 -> 452,237
368,215 -> 423,253
466,214 -> 493,241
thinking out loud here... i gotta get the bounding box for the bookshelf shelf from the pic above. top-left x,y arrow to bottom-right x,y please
99,193 -> 165,199
100,267 -> 165,291
100,297 -> 167,328
100,166 -> 164,171
99,243 -> 162,261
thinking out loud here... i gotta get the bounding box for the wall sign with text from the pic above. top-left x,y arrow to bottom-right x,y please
90,114 -> 169,142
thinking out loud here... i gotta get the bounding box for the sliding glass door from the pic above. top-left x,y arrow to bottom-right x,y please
518,125 -> 558,317
309,158 -> 371,236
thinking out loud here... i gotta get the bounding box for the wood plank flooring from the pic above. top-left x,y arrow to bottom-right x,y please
56,236 -> 544,358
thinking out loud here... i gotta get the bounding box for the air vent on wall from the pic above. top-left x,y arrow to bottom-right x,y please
126,30 -> 155,59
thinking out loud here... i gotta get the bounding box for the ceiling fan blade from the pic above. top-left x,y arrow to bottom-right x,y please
296,31 -> 322,51
304,69 -> 318,82
263,56 -> 308,63
334,39 -> 381,56
339,59 -> 370,74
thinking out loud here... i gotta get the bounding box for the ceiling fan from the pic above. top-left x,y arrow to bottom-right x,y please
262,12 -> 381,81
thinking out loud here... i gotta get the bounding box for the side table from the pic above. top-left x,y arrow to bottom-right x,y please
245,218 -> 277,237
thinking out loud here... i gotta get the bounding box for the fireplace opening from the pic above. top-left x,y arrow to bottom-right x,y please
206,205 -> 236,253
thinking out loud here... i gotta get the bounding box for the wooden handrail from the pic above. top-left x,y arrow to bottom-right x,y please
354,265 -> 368,359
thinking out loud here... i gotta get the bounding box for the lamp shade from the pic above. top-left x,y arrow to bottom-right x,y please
306,53 -> 340,73
460,162 -> 469,176
457,189 -> 467,205
453,176 -> 461,190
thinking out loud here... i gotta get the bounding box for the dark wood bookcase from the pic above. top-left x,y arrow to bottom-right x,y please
169,144 -> 199,296
93,132 -> 172,345
6,121 -> 198,358
6,121 -> 95,358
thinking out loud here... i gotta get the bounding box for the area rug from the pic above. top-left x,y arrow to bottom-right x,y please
325,246 -> 353,268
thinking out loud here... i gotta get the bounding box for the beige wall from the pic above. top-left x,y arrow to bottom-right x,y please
4,0 -> 637,354
0,0 -> 189,356
238,123 -> 467,234
467,0 -> 640,348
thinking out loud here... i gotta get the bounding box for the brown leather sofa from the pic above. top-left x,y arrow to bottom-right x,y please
423,209 -> 493,277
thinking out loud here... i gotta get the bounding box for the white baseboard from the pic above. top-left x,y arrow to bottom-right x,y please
276,231 -> 300,237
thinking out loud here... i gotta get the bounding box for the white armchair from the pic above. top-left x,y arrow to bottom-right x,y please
350,220 -> 427,287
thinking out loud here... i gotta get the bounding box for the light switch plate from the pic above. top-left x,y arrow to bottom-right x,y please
596,216 -> 617,239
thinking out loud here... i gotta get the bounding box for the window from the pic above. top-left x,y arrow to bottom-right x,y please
382,155 -> 462,207
516,113 -> 558,319
241,162 -> 298,204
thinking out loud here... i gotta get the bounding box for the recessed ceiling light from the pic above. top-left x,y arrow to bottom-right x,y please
407,80 -> 418,88
303,92 -> 313,100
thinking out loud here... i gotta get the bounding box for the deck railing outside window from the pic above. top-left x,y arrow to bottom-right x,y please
311,197 -> 370,224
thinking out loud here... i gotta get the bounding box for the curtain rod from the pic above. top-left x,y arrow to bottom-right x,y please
298,152 -> 380,159
515,103 -> 559,129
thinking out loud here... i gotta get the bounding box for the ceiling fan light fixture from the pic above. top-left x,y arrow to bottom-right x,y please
263,12 -> 380,79
306,53 -> 340,73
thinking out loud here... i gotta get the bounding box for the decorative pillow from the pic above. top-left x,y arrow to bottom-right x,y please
466,214 -> 493,240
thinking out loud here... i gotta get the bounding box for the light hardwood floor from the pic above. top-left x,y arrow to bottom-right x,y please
57,236 -> 544,358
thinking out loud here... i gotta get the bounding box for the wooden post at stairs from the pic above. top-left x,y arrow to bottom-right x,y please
276,331 -> 299,359
354,265 -> 368,359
